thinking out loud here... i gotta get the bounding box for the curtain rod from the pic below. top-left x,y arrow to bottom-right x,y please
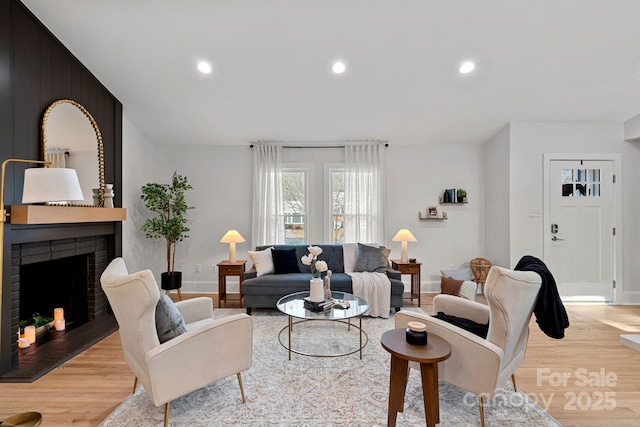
250,141 -> 389,148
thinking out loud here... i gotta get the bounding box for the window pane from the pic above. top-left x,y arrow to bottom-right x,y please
283,171 -> 306,244
331,170 -> 345,243
561,169 -> 573,183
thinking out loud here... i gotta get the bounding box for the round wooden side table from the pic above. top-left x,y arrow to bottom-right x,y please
381,328 -> 451,427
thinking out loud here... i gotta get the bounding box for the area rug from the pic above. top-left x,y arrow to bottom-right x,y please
100,308 -> 561,426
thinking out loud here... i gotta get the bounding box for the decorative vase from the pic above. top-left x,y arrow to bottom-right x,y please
310,278 -> 324,302
104,184 -> 114,208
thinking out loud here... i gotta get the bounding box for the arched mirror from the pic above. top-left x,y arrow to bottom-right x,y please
41,99 -> 105,206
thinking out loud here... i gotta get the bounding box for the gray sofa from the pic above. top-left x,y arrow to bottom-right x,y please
242,244 -> 405,314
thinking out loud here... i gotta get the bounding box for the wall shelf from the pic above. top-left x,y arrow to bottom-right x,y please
8,205 -> 126,224
419,217 -> 447,221
439,202 -> 468,205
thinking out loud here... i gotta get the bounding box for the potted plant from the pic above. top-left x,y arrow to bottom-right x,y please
456,188 -> 467,203
141,172 -> 193,293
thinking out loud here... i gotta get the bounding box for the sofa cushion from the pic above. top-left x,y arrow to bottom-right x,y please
441,268 -> 473,281
155,294 -> 187,344
354,243 -> 389,273
248,247 -> 274,277
272,248 -> 299,274
316,244 -> 345,273
441,276 -> 464,295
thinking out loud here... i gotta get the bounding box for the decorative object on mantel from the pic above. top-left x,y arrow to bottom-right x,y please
220,229 -> 246,262
140,172 -> 194,300
427,206 -> 438,218
104,184 -> 114,208
42,99 -> 106,207
392,228 -> 417,262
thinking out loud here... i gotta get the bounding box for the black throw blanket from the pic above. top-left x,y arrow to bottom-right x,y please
515,255 -> 569,339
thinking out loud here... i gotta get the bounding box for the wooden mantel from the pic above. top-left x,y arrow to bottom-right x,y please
8,205 -> 126,225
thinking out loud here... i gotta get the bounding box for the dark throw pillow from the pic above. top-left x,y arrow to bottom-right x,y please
440,276 -> 464,295
433,311 -> 489,339
272,248 -> 299,274
155,294 -> 187,344
354,243 -> 389,273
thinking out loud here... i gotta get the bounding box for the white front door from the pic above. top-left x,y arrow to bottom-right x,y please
545,160 -> 615,302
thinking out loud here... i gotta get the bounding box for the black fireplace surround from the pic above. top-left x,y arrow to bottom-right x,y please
0,235 -> 118,382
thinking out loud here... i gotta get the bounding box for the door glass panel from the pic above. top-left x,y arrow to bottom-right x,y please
561,168 -> 601,197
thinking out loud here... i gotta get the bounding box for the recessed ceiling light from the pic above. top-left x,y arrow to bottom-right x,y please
459,61 -> 475,74
332,62 -> 346,74
197,61 -> 212,74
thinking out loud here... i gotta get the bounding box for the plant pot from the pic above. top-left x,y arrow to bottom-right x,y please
457,196 -> 465,203
161,271 -> 182,290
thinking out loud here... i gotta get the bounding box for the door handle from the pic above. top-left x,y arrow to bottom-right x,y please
551,236 -> 565,241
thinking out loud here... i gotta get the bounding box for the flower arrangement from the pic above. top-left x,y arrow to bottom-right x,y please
301,246 -> 328,278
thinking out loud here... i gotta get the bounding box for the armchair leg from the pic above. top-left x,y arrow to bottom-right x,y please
132,377 -> 138,394
237,372 -> 246,403
164,402 -> 170,427
478,395 -> 485,427
512,373 -> 517,391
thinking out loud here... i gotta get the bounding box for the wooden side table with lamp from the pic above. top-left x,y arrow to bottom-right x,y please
218,230 -> 246,307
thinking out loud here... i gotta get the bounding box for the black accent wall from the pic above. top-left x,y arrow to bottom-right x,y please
0,0 -> 123,374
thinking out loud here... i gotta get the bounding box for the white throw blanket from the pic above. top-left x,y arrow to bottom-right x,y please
347,272 -> 391,318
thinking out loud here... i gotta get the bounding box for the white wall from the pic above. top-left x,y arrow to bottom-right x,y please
121,115 -> 156,273
120,121 -> 640,303
508,122 -> 640,303
484,124 -> 510,268
624,113 -> 640,141
373,144 -> 484,291
135,143 -> 485,294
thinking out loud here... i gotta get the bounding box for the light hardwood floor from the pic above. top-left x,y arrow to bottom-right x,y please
1,294 -> 639,426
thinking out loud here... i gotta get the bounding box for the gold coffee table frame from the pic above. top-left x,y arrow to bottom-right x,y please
276,291 -> 369,360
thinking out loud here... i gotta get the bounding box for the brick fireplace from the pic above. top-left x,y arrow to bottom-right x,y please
0,235 -> 117,382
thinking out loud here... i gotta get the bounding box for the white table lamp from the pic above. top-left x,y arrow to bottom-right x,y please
22,167 -> 84,203
392,228 -> 417,262
220,230 -> 245,262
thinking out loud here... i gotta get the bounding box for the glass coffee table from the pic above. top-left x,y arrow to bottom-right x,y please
276,291 -> 369,359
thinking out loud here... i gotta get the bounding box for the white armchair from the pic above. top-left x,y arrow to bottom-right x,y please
395,266 -> 541,427
100,258 -> 253,427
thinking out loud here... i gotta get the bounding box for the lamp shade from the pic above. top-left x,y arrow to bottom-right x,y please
392,229 -> 417,243
220,229 -> 245,262
392,228 -> 416,262
219,230 -> 245,244
22,168 -> 84,203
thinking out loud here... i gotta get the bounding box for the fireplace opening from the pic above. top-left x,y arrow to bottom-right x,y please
19,254 -> 89,331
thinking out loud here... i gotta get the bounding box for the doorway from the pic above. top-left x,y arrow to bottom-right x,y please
543,154 -> 621,302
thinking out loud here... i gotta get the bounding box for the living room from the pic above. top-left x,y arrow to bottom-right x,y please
2,0 -> 640,426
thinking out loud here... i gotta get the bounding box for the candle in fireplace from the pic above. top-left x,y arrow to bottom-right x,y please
18,338 -> 31,349
54,307 -> 64,320
54,319 -> 66,331
24,325 -> 36,344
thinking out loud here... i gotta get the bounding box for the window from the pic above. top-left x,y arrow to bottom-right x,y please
283,169 -> 306,243
562,168 -> 601,197
329,168 -> 345,243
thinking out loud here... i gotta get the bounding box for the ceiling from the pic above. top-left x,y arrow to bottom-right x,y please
22,0 -> 640,146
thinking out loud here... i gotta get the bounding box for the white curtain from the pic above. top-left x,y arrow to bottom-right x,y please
343,144 -> 386,244
251,144 -> 286,247
47,149 -> 67,168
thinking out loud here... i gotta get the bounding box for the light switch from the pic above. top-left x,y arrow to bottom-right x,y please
528,208 -> 542,217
